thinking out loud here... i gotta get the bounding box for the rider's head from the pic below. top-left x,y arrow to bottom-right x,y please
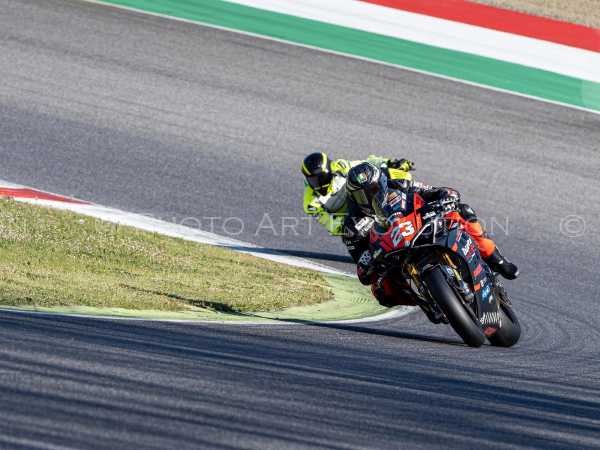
301,152 -> 332,195
346,162 -> 386,215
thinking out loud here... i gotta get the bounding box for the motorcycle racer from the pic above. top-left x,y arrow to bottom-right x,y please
346,162 -> 519,309
301,152 -> 414,262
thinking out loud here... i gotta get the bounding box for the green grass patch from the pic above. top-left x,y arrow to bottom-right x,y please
0,199 -> 333,313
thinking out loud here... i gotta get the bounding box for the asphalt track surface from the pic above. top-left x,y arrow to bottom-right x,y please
1,1 -> 600,449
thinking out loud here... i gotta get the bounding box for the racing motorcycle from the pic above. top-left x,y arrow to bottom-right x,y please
365,191 -> 521,348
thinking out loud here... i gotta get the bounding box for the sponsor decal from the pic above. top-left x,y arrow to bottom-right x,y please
461,243 -> 469,255
461,238 -> 473,257
358,250 -> 372,266
444,266 -> 454,277
480,311 -> 501,326
356,172 -> 368,184
461,237 -> 478,261
481,284 -> 491,300
467,249 -> 477,261
388,192 -> 401,207
388,191 -> 407,212
355,217 -> 374,235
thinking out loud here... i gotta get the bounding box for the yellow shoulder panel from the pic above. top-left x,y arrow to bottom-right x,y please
388,168 -> 413,181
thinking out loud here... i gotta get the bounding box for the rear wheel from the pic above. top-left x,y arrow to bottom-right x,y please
424,267 -> 486,348
487,303 -> 521,347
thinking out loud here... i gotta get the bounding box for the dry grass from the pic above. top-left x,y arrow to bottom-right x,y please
0,199 -> 332,312
473,0 -> 600,28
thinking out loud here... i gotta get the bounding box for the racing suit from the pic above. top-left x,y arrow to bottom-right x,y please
356,181 -> 497,307
303,156 -> 412,262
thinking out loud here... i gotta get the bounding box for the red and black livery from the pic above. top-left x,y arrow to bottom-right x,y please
368,192 -> 521,348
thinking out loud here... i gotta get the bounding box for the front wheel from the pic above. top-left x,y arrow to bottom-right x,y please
487,303 -> 521,347
424,267 -> 486,348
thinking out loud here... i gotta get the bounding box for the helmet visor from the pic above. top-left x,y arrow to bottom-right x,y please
349,178 -> 382,212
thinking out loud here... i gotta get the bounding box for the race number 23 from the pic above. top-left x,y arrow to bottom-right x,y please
391,221 -> 415,247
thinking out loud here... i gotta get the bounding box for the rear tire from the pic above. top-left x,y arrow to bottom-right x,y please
424,267 -> 486,348
487,303 -> 521,347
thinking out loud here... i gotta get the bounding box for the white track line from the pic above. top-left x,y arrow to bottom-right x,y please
0,180 -> 418,324
78,0 -> 600,116
0,181 -> 345,275
0,305 -> 416,325
221,0 -> 600,83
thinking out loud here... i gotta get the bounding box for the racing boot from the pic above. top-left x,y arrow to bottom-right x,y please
485,248 -> 519,280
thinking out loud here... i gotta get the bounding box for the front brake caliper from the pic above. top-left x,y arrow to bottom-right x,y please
442,265 -> 474,303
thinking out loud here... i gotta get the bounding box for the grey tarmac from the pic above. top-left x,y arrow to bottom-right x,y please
0,1 -> 599,449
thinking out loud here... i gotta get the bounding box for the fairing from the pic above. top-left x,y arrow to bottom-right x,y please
370,192 -> 501,330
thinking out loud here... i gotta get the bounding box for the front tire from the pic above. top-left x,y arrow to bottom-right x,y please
487,303 -> 521,347
424,267 -> 486,348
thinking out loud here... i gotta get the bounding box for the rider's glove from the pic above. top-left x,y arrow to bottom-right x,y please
357,246 -> 387,285
440,188 -> 460,203
439,189 -> 460,212
353,216 -> 375,239
357,250 -> 374,285
388,158 -> 415,171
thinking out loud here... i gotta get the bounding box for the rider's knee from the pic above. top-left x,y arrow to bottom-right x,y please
458,203 -> 478,222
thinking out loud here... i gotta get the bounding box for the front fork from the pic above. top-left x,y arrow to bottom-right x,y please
405,251 -> 476,323
406,251 -> 473,304
440,253 -> 475,303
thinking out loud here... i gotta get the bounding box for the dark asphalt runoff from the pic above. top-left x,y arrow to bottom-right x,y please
1,0 -> 600,449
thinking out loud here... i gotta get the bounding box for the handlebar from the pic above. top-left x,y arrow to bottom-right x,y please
421,197 -> 458,215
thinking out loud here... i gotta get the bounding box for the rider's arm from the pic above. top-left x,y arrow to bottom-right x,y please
348,155 -> 389,169
387,168 -> 413,183
318,213 -> 345,235
366,155 -> 389,167
369,155 -> 415,172
330,159 -> 352,175
348,155 -> 414,172
303,185 -> 345,235
356,250 -> 374,285
413,182 -> 460,203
